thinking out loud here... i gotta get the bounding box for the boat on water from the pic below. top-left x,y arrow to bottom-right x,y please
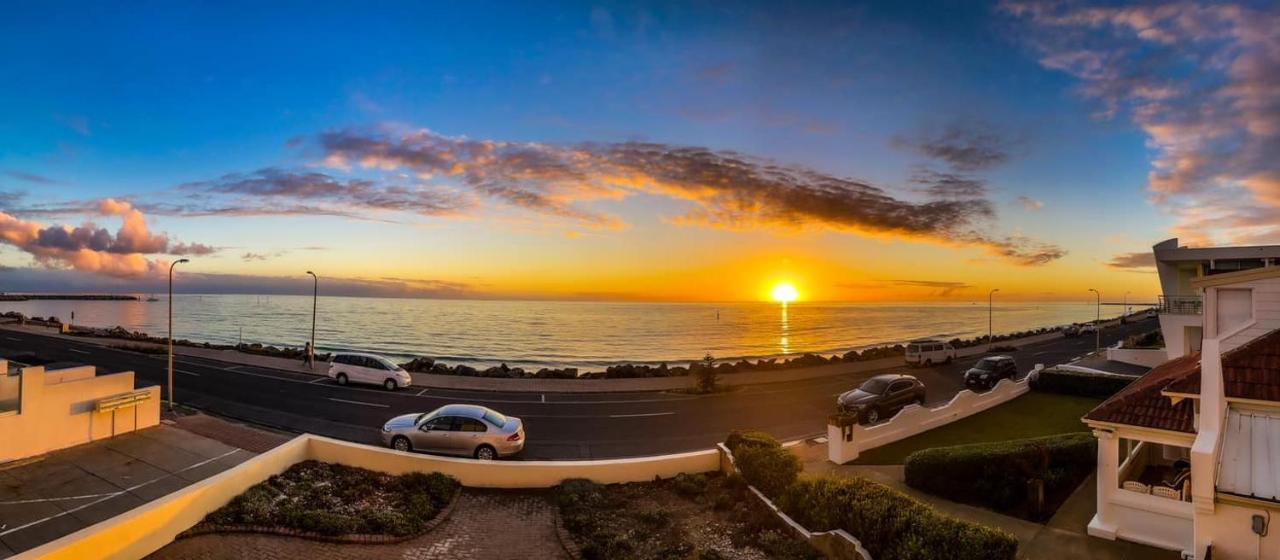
146,295 -> 159,302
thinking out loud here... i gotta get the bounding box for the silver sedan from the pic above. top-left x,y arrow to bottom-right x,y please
381,404 -> 525,460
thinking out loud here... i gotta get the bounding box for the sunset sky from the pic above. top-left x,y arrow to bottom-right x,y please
1,1 -> 1277,302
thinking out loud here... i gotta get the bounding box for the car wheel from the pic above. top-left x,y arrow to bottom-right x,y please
384,378 -> 398,391
336,373 -> 348,386
924,359 -> 932,367
474,445 -> 497,461
864,407 -> 880,424
391,436 -> 411,452
944,356 -> 952,364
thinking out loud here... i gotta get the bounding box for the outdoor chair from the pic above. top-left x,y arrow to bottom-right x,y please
1122,481 -> 1151,494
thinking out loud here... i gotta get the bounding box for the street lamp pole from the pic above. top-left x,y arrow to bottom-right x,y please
1124,291 -> 1131,318
988,288 -> 1000,351
1088,288 -> 1101,353
306,271 -> 318,369
167,258 -> 189,411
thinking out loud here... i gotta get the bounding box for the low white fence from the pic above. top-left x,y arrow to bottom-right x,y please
827,371 -> 1035,464
1106,346 -> 1168,368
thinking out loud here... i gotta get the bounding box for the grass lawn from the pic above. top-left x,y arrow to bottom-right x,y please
852,391 -> 1103,465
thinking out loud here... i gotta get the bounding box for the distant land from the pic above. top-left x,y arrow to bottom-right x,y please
0,294 -> 138,301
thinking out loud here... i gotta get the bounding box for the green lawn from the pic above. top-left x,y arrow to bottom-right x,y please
852,391 -> 1103,465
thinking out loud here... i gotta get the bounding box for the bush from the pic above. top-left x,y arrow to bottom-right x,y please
778,476 -> 1017,560
724,430 -> 779,454
1031,367 -> 1134,398
730,436 -> 800,500
904,433 -> 1096,515
671,473 -> 708,498
1123,329 -> 1164,349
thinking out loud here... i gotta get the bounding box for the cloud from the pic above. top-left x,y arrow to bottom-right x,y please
1003,1 -> 1280,244
893,121 -> 1015,171
176,168 -> 474,219
912,169 -> 988,199
168,242 -> 219,256
0,198 -> 211,278
241,252 -> 269,261
316,127 -> 1064,265
837,278 -> 975,297
1107,251 -> 1156,269
1016,196 -> 1045,211
3,171 -> 58,185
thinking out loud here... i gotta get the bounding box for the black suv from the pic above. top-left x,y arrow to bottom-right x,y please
964,356 -> 1017,389
836,374 -> 927,424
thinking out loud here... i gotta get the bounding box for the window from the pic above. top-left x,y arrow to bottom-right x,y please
333,355 -> 350,365
860,378 -> 890,394
888,380 -> 912,393
907,344 -> 921,353
459,418 -> 487,432
482,409 -> 507,427
1217,288 -> 1252,335
424,416 -> 460,431
974,358 -> 996,370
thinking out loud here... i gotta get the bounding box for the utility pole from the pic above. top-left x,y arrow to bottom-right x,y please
167,258 -> 189,411
1088,288 -> 1101,353
988,288 -> 1000,351
306,271 -> 318,369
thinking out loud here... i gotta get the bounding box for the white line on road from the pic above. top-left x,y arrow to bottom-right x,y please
541,393 -> 546,403
607,412 -> 675,418
327,397 -> 390,408
67,348 -> 90,354
175,369 -> 201,377
416,388 -> 429,397
309,376 -> 328,384
4,337 -> 20,342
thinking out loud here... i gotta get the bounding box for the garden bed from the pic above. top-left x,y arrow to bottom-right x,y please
555,473 -> 823,560
187,461 -> 459,542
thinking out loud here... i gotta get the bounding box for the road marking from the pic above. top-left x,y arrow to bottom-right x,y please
309,377 -> 328,384
175,369 -> 201,377
4,337 -> 20,342
541,393 -> 546,403
607,412 -> 675,418
67,348 -> 90,355
327,397 -> 390,408
416,388 -> 429,396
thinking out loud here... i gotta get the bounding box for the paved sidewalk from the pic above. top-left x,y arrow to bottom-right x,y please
0,425 -> 258,557
148,490 -> 567,560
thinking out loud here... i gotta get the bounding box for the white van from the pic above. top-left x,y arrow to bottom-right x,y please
328,352 -> 412,391
905,339 -> 955,367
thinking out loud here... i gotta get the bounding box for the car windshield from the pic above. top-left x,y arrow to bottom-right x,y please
482,409 -> 507,427
378,357 -> 399,370
859,378 -> 891,394
974,359 -> 997,371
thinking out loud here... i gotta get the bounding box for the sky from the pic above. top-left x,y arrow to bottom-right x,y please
0,0 -> 1276,303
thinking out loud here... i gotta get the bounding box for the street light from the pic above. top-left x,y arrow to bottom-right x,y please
306,271 -> 318,369
988,288 -> 1000,351
1124,291 -> 1131,318
1088,288 -> 1101,353
167,258 -> 189,411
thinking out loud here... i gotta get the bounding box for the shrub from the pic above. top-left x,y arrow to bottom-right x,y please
1031,367 -> 1134,398
724,430 -> 779,454
1123,329 -> 1164,349
904,433 -> 1095,516
778,476 -> 1017,560
671,473 -> 708,498
734,442 -> 801,499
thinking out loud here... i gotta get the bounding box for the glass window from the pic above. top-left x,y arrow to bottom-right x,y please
459,418 -> 487,432
907,344 -> 921,353
482,409 -> 507,427
860,378 -> 890,394
889,380 -> 912,392
974,358 -> 996,370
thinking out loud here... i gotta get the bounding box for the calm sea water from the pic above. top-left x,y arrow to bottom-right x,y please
3,296 -> 1130,369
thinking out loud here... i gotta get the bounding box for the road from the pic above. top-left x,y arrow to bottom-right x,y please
0,317 -> 1157,460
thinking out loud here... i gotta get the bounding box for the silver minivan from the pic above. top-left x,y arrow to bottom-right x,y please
328,352 -> 412,390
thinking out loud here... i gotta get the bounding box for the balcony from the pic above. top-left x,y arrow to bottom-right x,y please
1159,295 -> 1202,315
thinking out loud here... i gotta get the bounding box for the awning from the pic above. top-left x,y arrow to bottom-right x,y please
1218,408 -> 1280,502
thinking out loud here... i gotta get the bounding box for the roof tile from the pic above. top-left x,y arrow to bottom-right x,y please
1084,353 -> 1200,433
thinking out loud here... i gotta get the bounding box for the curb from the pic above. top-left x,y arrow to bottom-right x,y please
176,486 -> 462,544
553,507 -> 583,560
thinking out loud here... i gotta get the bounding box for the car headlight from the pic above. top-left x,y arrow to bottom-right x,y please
382,425 -> 392,432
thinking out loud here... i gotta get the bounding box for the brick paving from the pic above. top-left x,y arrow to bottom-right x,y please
148,490 -> 567,560
171,414 -> 291,453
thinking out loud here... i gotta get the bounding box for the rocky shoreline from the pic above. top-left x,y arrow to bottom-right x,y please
2,311 -> 1069,380
0,294 -> 138,301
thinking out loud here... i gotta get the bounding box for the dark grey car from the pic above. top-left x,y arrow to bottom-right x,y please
964,355 -> 1017,389
836,374 -> 926,424
381,404 -> 525,460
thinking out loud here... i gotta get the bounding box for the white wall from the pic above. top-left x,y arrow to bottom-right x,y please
1195,500 -> 1280,560
1215,277 -> 1280,352
1106,347 -> 1170,368
1160,313 -> 1203,360
827,376 -> 1031,464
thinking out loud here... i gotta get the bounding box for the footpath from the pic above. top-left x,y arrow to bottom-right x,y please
0,319 -> 1115,394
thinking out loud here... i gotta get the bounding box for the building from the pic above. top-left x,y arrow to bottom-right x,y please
1085,261 -> 1280,559
1153,238 -> 1280,360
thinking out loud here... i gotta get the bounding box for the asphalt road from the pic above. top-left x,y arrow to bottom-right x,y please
0,317 -> 1158,460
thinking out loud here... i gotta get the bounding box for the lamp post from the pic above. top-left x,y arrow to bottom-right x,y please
167,258 -> 189,411
306,271 -> 318,369
1124,291 -> 1131,318
1088,288 -> 1101,353
988,288 -> 1000,351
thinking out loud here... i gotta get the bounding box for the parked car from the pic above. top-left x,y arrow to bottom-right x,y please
381,404 -> 524,460
904,339 -> 955,367
1079,323 -> 1099,335
964,355 -> 1018,389
328,352 -> 412,390
836,374 -> 927,424
1061,324 -> 1081,338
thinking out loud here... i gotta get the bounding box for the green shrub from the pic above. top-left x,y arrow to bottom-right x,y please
724,430 -> 779,454
904,433 -> 1095,514
734,442 -> 801,499
778,476 -> 1017,560
1031,367 -> 1134,398
671,472 -> 708,498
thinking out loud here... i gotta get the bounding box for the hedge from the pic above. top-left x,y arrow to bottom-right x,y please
1030,367 -> 1134,398
903,433 -> 1096,514
778,476 -> 1018,560
735,443 -> 801,499
725,430 -> 781,453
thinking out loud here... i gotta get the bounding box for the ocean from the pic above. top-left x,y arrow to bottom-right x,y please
2,296 -> 1133,370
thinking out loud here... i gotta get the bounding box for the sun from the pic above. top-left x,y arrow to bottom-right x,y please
770,282 -> 799,303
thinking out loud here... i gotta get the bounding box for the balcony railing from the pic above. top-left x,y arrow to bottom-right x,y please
1159,295 -> 1203,315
